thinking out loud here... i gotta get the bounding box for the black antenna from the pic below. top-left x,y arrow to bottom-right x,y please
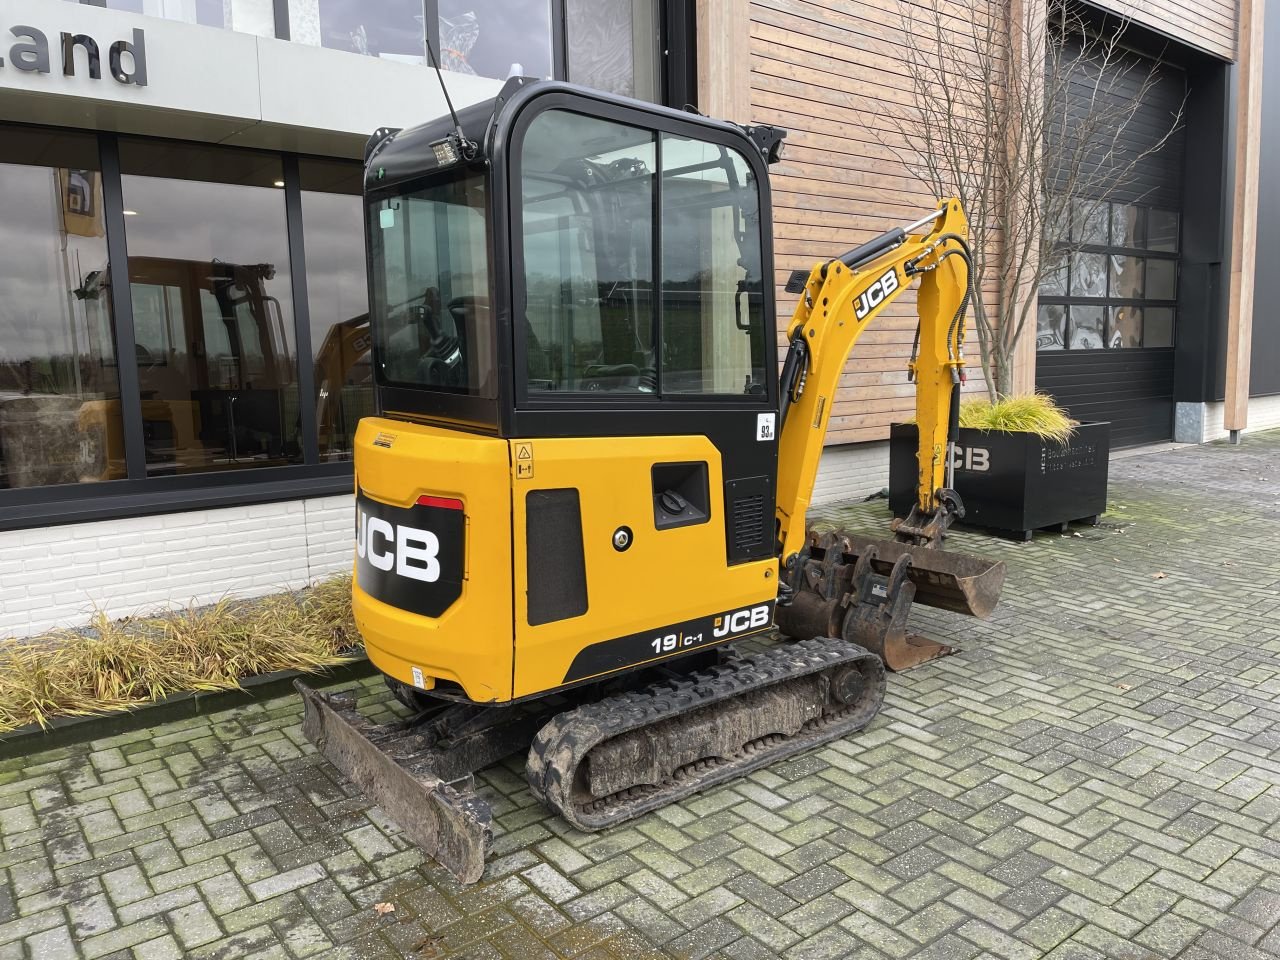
424,32 -> 476,159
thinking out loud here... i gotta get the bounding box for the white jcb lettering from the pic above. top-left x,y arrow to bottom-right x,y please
854,268 -> 899,320
949,446 -> 991,473
356,512 -> 367,559
713,604 -> 771,638
366,517 -> 395,571
396,525 -> 441,582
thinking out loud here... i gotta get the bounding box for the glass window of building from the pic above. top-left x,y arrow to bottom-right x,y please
287,0 -> 427,60
519,111 -> 656,394
119,140 -> 301,475
566,0 -> 660,101
72,0 -> 276,37
1039,200 -> 1178,352
0,127 -> 124,490
660,135 -> 766,395
438,0 -> 552,80
299,159 -> 372,461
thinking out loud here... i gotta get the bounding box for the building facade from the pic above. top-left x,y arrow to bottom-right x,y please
0,0 -> 1272,637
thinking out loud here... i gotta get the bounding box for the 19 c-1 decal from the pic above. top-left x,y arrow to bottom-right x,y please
563,601 -> 776,683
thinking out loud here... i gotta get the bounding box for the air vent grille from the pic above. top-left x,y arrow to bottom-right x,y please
731,494 -> 766,551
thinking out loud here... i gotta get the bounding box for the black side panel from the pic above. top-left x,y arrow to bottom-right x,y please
1037,350 -> 1175,447
526,488 -> 589,625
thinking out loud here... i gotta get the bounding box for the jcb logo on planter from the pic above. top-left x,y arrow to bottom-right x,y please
854,268 -> 900,320
713,604 -> 771,638
950,445 -> 990,472
356,510 -> 441,582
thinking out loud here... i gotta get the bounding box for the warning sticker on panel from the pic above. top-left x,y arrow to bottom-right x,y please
514,442 -> 534,479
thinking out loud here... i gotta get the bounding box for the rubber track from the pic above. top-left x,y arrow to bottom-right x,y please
525,637 -> 885,831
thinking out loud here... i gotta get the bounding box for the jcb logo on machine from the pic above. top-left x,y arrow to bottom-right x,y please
356,511 -> 441,582
713,603 -> 772,638
950,445 -> 990,472
854,268 -> 900,320
354,492 -> 465,619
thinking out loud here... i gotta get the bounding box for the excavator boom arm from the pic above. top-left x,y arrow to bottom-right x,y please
775,199 -> 972,563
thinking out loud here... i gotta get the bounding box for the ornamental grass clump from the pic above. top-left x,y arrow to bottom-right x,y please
0,575 -> 359,733
957,394 -> 1076,443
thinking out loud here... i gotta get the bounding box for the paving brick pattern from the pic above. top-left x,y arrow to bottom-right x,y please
2,433 -> 1279,959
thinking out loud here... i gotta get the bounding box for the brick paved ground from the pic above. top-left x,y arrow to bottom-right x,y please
2,431 -> 1279,960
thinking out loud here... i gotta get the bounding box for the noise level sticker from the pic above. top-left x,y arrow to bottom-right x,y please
514,442 -> 534,479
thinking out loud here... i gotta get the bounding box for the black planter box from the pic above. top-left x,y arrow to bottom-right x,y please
889,421 -> 1111,540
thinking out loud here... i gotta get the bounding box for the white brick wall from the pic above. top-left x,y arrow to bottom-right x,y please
1202,395 -> 1280,440
0,495 -> 352,640
811,441 -> 891,506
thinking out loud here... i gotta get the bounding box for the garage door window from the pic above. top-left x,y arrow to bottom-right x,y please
1037,200 -> 1179,351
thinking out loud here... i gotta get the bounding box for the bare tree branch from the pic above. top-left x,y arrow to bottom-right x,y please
861,0 -> 1185,397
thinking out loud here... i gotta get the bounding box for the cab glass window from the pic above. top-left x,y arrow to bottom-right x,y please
367,174 -> 494,396
520,110 -> 657,394
660,136 -> 766,395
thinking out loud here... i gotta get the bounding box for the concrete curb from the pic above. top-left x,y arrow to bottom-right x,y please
0,655 -> 378,760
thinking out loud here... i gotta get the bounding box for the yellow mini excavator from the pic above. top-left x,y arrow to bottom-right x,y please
297,78 -> 1005,883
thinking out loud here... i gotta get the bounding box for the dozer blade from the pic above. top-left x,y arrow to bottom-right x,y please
841,534 -> 1005,619
296,681 -> 492,884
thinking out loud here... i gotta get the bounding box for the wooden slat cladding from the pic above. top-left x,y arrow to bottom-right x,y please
1088,0 -> 1237,62
750,0 -> 996,444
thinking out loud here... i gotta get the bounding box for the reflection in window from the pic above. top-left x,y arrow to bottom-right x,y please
1110,204 -> 1144,248
1069,306 -> 1105,349
1039,255 -> 1068,297
520,111 -> 656,394
1147,209 -> 1179,252
1071,199 -> 1108,245
288,0 -> 426,61
1071,253 -> 1106,297
368,175 -> 493,395
0,129 -> 125,489
98,0 -> 274,36
1107,306 -> 1142,348
661,136 -> 766,395
300,160 -> 372,462
439,0 -> 552,80
120,140 -> 300,475
1145,308 -> 1175,347
1109,256 -> 1144,299
1036,305 -> 1066,351
1146,258 -> 1177,300
567,0 -> 659,101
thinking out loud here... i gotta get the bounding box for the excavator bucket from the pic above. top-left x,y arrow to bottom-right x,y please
296,681 -> 492,884
777,529 -> 1006,672
840,534 -> 1005,619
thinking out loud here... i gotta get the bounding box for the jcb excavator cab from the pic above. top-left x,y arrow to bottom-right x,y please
357,80 -> 788,703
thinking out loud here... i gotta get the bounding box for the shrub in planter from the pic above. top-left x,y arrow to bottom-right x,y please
889,395 -> 1110,540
